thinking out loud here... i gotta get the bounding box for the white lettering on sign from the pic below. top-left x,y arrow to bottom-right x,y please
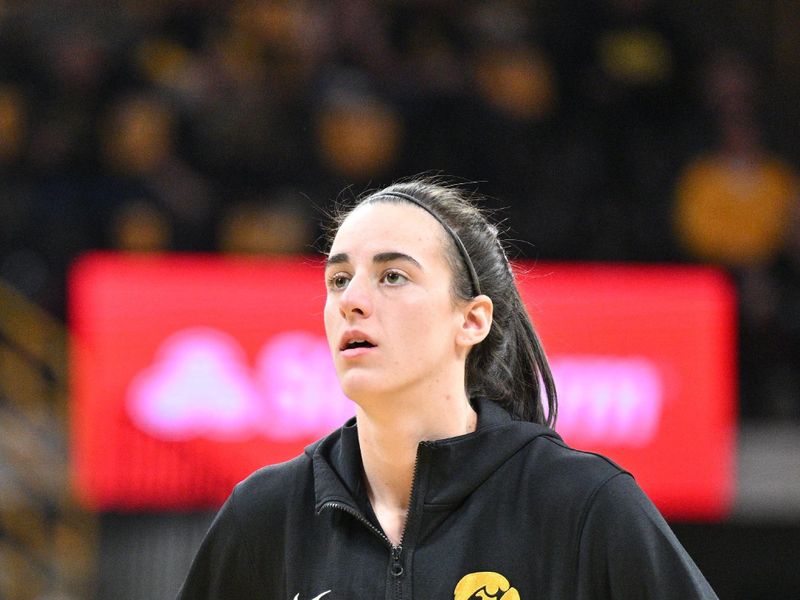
551,355 -> 663,447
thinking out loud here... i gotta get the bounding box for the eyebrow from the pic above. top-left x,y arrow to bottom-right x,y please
325,252 -> 423,270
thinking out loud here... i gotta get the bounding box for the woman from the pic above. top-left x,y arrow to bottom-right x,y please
178,180 -> 718,599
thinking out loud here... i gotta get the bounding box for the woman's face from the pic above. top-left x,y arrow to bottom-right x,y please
323,201 -> 466,403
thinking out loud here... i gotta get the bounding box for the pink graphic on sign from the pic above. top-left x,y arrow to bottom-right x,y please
126,327 -> 353,441
552,355 -> 663,447
127,328 -> 263,441
255,331 -> 353,439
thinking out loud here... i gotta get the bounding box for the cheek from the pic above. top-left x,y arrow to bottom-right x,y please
323,297 -> 338,345
401,298 -> 455,345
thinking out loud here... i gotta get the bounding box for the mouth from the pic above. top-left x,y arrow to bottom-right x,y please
339,332 -> 377,354
341,339 -> 377,351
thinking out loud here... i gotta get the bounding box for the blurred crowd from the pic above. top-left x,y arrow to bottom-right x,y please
1,0 -> 799,421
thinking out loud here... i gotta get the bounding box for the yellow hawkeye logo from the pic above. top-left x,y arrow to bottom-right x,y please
454,571 -> 520,599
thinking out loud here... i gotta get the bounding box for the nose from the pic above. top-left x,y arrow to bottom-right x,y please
339,273 -> 372,319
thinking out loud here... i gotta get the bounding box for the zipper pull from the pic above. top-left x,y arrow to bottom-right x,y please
390,545 -> 404,577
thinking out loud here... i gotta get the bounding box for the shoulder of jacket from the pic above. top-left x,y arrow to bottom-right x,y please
524,434 -> 631,489
229,451 -> 314,518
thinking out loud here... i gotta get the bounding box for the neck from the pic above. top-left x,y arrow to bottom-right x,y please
355,390 -> 477,545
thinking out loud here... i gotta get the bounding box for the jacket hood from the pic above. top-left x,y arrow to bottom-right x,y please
309,398 -> 561,513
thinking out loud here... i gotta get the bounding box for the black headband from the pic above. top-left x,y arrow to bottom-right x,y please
371,191 -> 482,297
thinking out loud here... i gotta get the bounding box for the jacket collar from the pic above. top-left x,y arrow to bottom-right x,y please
310,398 -> 560,513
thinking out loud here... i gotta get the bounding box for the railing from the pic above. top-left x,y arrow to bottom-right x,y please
0,280 -> 96,600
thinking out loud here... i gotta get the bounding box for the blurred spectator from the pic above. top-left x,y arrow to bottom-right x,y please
0,82 -> 60,311
674,53 -> 798,267
673,50 -> 800,420
217,188 -> 315,256
389,6 -> 471,181
575,0 -> 695,128
560,0 -> 699,262
0,84 -> 26,164
101,94 -> 176,177
451,18 -> 597,260
109,199 -> 174,253
473,42 -> 557,124
98,92 -> 215,250
750,202 -> 800,420
314,71 -> 404,183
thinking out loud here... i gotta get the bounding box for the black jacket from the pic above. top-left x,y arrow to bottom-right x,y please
177,399 -> 718,599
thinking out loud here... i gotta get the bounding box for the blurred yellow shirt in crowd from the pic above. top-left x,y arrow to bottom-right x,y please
674,154 -> 798,266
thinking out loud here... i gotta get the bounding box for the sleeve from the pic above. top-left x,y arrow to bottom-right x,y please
576,472 -> 719,600
176,485 -> 263,600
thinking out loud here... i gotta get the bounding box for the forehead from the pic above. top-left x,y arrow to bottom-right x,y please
330,200 -> 449,258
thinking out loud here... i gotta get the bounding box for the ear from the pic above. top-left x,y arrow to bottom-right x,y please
456,294 -> 493,348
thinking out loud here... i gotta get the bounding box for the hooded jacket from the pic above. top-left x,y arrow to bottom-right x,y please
177,399 -> 718,599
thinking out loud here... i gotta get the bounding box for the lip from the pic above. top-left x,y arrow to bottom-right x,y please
340,346 -> 375,359
338,330 -> 378,357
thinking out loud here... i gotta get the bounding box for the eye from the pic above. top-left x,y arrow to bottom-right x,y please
326,273 -> 350,291
381,270 -> 408,285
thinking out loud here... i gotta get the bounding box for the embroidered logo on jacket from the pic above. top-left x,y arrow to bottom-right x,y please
454,572 -> 520,599
292,591 -> 331,600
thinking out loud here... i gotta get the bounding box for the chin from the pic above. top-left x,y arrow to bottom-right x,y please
337,372 -> 395,406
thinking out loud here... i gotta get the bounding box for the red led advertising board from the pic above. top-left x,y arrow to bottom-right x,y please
69,254 -> 736,519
